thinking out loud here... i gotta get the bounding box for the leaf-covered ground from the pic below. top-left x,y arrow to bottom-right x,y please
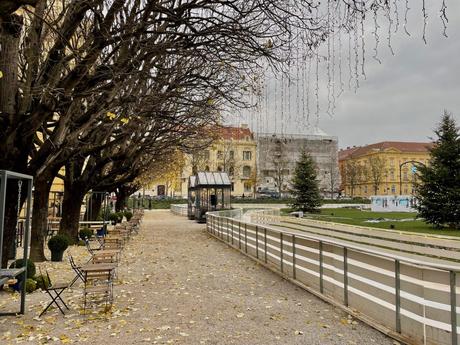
1,210 -> 394,344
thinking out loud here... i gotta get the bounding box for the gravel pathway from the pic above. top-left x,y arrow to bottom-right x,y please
1,210 -> 394,345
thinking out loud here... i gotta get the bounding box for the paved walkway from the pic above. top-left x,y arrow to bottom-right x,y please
1,210 -> 394,344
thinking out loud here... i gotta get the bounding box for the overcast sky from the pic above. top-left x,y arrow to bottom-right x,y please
226,1 -> 460,149
320,1 -> 460,148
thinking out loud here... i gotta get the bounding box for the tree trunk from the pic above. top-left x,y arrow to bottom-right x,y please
84,193 -> 104,221
115,187 -> 129,212
59,173 -> 86,243
29,177 -> 52,262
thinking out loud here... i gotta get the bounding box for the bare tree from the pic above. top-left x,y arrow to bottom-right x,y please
272,139 -> 290,197
368,156 -> 387,195
344,160 -> 363,197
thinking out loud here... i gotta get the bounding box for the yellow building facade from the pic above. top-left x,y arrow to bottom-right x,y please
339,142 -> 433,198
150,125 -> 257,198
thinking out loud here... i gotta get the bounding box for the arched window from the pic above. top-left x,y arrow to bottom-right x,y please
243,166 -> 251,177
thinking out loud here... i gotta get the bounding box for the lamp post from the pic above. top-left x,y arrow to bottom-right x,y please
399,160 -> 426,195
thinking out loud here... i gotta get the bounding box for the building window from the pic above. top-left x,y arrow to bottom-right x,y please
243,166 -> 251,177
403,171 -> 408,181
204,151 -> 210,160
364,186 -> 368,193
231,183 -> 234,192
217,166 -> 223,172
391,185 -> 396,194
390,170 -> 395,180
244,182 -> 251,192
243,151 -> 252,161
217,151 -> 223,160
229,166 -> 234,176
205,165 -> 210,172
229,151 -> 234,160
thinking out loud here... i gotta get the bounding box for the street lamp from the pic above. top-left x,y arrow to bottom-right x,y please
399,160 -> 426,195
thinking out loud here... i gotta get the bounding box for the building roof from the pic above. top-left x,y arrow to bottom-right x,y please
195,172 -> 231,186
338,146 -> 361,161
339,141 -> 434,161
215,125 -> 253,140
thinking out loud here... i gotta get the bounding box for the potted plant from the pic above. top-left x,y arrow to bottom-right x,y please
124,210 -> 133,221
79,227 -> 93,240
47,234 -> 70,262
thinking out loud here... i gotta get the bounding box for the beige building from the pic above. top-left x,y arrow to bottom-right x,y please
339,141 -> 433,198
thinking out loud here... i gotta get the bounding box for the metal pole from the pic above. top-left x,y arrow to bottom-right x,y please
264,228 -> 267,263
0,171 -> 7,263
451,271 -> 458,345
344,247 -> 348,307
231,219 -> 234,245
21,178 -> 33,314
238,222 -> 241,250
227,218 -> 229,242
292,235 -> 296,279
395,260 -> 401,333
255,226 -> 259,259
244,223 -> 247,253
319,241 -> 324,294
280,232 -> 284,273
399,163 -> 403,195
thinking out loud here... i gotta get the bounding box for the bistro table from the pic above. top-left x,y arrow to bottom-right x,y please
91,249 -> 121,264
79,263 -> 116,312
102,236 -> 124,250
0,268 -> 27,316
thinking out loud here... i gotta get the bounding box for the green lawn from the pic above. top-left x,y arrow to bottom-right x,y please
283,208 -> 460,237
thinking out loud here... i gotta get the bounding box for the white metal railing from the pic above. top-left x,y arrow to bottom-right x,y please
206,210 -> 460,345
170,204 -> 188,216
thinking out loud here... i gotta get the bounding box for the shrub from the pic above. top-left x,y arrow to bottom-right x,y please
47,234 -> 70,252
79,227 -> 93,240
34,274 -> 51,290
9,258 -> 36,278
108,213 -> 120,224
124,210 -> 133,221
25,278 -> 37,293
77,240 -> 85,246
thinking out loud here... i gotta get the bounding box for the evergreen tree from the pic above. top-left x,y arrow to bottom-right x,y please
290,151 -> 322,213
416,111 -> 460,229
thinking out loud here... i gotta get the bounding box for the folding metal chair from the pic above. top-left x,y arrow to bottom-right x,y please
68,255 -> 85,287
38,268 -> 69,317
84,237 -> 102,255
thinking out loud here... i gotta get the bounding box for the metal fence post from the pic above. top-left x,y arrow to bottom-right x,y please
244,223 -> 248,253
292,235 -> 296,279
395,260 -> 401,333
238,222 -> 241,250
344,247 -> 348,307
319,241 -> 323,294
280,232 -> 284,273
227,218 -> 229,242
451,271 -> 458,345
231,219 -> 234,245
255,226 -> 259,259
264,228 -> 267,263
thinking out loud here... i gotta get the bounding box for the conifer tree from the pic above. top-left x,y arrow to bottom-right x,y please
416,111 -> 460,229
290,151 -> 322,213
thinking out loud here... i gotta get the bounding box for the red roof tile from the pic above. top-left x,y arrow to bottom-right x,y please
214,126 -> 253,140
